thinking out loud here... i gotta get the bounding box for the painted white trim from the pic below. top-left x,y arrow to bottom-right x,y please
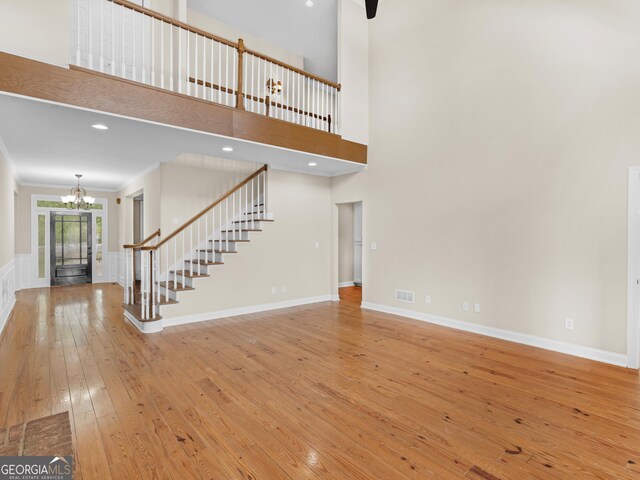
338,281 -> 355,288
124,310 -> 163,334
331,294 -> 340,302
30,194 -> 110,287
628,167 -> 640,369
116,252 -> 125,286
0,259 -> 17,339
361,302 -> 627,368
14,254 -> 30,291
19,182 -> 117,192
161,295 -> 333,329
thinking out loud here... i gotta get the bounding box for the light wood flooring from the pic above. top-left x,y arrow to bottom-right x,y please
1,284 -> 639,479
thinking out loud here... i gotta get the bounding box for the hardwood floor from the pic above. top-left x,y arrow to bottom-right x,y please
339,285 -> 362,306
1,284 -> 639,479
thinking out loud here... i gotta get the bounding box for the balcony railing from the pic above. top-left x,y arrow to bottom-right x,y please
70,0 -> 341,133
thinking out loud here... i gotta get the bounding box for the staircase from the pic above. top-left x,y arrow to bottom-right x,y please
123,165 -> 272,332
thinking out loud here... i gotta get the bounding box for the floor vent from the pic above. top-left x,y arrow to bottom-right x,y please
395,289 -> 415,304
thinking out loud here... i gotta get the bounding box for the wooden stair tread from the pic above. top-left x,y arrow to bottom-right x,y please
233,219 -> 274,223
157,281 -> 194,292
170,270 -> 210,278
197,249 -> 237,254
222,229 -> 262,233
211,239 -> 250,243
185,260 -> 224,265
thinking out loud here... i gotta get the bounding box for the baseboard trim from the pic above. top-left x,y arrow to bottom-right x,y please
163,295 -> 333,329
361,302 -> 627,368
338,281 -> 355,288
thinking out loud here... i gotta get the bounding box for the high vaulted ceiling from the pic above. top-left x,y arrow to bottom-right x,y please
188,0 -> 338,82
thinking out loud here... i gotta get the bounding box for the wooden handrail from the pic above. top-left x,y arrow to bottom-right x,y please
124,228 -> 161,249
142,165 -> 268,251
109,0 -> 239,48
245,49 -> 341,91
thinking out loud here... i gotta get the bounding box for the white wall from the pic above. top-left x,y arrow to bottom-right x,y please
332,0 -> 640,356
337,0 -> 369,144
338,203 -> 354,284
0,0 -> 69,65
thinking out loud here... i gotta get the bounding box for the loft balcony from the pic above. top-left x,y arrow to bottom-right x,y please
0,0 -> 367,169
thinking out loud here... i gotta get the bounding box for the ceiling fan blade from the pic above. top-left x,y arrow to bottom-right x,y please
365,0 -> 379,19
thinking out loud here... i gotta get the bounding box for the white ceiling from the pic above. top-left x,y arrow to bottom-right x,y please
0,93 -> 365,191
188,0 -> 338,82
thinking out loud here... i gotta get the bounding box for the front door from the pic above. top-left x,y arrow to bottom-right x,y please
50,212 -> 92,286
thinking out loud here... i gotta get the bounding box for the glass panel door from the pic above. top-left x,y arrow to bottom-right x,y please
50,212 -> 93,286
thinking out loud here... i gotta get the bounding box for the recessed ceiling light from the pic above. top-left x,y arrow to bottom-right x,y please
92,124 -> 108,130
308,162 -> 317,167
306,0 -> 314,6
222,146 -> 234,152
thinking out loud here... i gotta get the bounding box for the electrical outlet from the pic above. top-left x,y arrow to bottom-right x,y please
462,301 -> 470,311
474,303 -> 480,313
565,318 -> 575,330
271,286 -> 277,295
425,294 -> 431,305
281,286 -> 287,294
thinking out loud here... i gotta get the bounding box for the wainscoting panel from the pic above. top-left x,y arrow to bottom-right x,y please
0,259 -> 16,337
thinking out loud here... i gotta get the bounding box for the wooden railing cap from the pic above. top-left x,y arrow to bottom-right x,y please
123,228 -> 161,249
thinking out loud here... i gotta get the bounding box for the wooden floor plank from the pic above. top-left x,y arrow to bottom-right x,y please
0,284 -> 638,480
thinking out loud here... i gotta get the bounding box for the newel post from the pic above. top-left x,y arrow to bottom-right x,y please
236,38 -> 246,110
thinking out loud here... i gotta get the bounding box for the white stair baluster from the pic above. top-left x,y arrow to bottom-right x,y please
218,42 -> 222,104
226,195 -> 229,251
186,31 -> 190,95
99,0 -> 104,71
209,39 -> 214,101
111,1 -> 115,75
178,24 -> 182,93
160,20 -> 165,88
182,231 -> 186,288
202,35 -> 206,99
194,34 -> 198,97
170,23 -> 174,91
131,7 -> 136,80
141,14 -> 146,83
121,5 -> 125,77
88,0 -> 93,69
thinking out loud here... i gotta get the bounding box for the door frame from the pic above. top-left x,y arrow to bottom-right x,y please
332,200 -> 364,302
31,194 -> 109,288
49,211 -> 93,286
627,167 -> 640,369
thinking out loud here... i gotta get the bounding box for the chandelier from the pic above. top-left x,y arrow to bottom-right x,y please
61,174 -> 95,210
